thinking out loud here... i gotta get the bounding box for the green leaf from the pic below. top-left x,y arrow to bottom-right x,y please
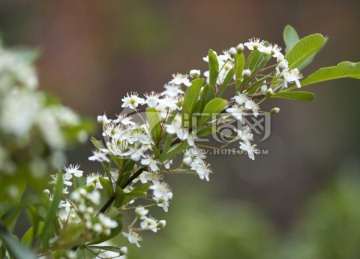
208,49 -> 219,87
246,49 -> 270,74
193,84 -> 215,114
21,227 -> 34,246
161,134 -> 173,157
271,91 -> 315,101
217,69 -> 234,97
152,145 -> 161,160
87,245 -> 127,253
73,176 -> 87,188
199,98 -> 228,125
146,107 -> 162,143
235,53 -> 245,88
182,78 -> 205,127
114,187 -> 125,208
123,183 -> 151,204
283,25 -> 300,53
196,126 -> 216,138
40,174 -> 63,245
285,33 -> 326,69
165,169 -> 197,175
161,141 -> 189,162
297,53 -> 317,70
183,78 -> 205,114
99,177 -> 114,197
0,230 -> 36,259
301,61 -> 360,86
90,137 -> 103,149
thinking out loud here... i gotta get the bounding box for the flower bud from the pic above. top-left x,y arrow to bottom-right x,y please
183,156 -> 192,165
229,47 -> 237,57
270,107 -> 280,114
242,69 -> 252,78
135,207 -> 149,217
189,69 -> 201,79
265,88 -> 274,98
43,189 -> 50,197
260,85 -> 267,93
158,220 -> 167,229
120,246 -> 128,255
236,43 -> 244,53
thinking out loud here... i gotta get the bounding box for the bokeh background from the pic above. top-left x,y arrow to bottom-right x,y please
1,0 -> 360,258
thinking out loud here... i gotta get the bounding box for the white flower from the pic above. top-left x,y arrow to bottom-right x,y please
121,92 -> 145,109
282,68 -> 302,88
138,170 -> 162,184
268,44 -> 284,61
114,115 -> 135,125
97,114 -> 111,124
156,96 -> 180,112
129,148 -> 146,161
161,84 -> 184,97
187,132 -> 197,147
236,126 -> 253,144
169,73 -> 191,87
153,197 -> 170,212
190,158 -> 212,181
135,207 -> 149,217
140,216 -> 159,233
244,38 -> 265,51
239,142 -> 259,160
141,155 -> 160,172
89,150 -> 109,163
165,122 -> 189,140
98,213 -> 118,229
232,93 -> 248,105
276,60 -> 302,88
123,230 -> 142,247
144,92 -> 160,108
63,164 -> 83,180
86,173 -> 103,189
150,181 -> 173,202
226,104 -> 245,122
244,100 -> 259,117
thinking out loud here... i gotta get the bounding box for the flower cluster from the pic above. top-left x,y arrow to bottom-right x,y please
3,26 -> 350,259
78,36 -> 306,250
0,43 -> 90,199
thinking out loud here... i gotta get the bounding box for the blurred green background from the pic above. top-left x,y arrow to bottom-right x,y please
1,0 -> 360,258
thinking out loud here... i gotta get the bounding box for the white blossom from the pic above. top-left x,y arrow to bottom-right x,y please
123,230 -> 142,247
141,156 -> 160,172
239,142 -> 259,160
150,181 -> 173,202
63,164 -> 83,180
169,73 -> 191,87
121,92 -> 145,109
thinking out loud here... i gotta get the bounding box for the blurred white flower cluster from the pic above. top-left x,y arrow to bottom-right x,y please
0,42 -> 89,188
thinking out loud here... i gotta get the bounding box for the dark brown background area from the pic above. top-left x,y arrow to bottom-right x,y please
1,0 -> 360,231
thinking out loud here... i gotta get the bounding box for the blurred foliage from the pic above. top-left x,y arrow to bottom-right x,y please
129,190 -> 277,259
281,164 -> 360,259
129,166 -> 360,259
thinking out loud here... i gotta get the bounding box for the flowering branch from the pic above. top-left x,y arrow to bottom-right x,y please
1,25 -> 360,258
